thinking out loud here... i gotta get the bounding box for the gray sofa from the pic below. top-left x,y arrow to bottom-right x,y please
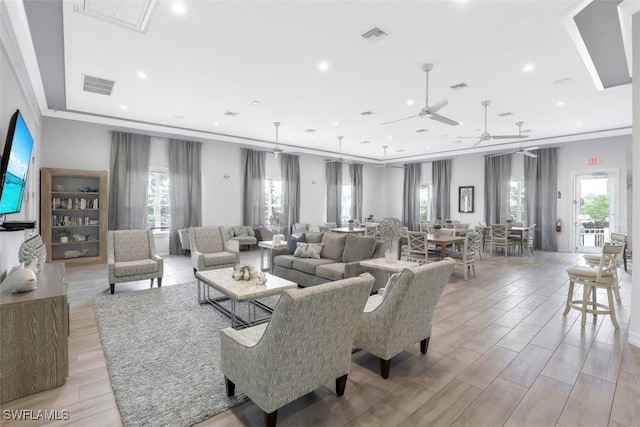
271,232 -> 384,288
221,226 -> 258,249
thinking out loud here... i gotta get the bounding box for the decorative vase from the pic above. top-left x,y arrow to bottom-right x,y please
348,222 -> 354,230
60,236 -> 68,243
385,251 -> 396,263
273,234 -> 282,244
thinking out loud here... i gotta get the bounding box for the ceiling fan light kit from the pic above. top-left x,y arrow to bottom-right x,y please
486,122 -> 538,158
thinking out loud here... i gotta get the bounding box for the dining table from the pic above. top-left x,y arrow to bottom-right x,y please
483,225 -> 530,256
396,234 -> 465,260
330,227 -> 366,234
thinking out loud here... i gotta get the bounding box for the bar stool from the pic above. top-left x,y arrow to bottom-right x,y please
563,243 -> 625,329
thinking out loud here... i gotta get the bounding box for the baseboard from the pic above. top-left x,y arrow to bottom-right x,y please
628,329 -> 640,349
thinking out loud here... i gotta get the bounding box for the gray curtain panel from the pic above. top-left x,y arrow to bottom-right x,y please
432,159 -> 451,220
108,131 -> 150,230
402,163 -> 422,231
168,140 -> 202,255
350,163 -> 363,221
484,154 -> 512,225
242,149 -> 266,226
280,154 -> 300,235
525,148 -> 558,251
326,162 -> 343,226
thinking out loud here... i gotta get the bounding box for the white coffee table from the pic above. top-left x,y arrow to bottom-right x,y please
196,267 -> 297,328
258,240 -> 287,272
360,258 -> 421,290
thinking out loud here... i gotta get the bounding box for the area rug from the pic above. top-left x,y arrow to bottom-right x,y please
94,282 -> 274,427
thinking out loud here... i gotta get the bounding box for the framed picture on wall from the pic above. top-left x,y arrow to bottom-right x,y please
459,186 -> 474,213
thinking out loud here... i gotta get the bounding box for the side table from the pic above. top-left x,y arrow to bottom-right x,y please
258,240 -> 287,273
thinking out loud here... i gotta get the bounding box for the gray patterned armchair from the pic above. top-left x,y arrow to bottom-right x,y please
189,226 -> 239,275
220,273 -> 374,427
107,229 -> 163,294
354,258 -> 455,378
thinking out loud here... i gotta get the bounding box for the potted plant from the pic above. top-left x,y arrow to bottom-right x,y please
433,224 -> 442,237
378,217 -> 404,263
58,230 -> 70,243
268,212 -> 286,244
347,219 -> 355,230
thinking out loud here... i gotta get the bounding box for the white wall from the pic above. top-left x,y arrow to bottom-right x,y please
450,155 -> 485,226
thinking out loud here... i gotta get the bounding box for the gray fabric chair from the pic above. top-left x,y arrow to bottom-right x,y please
178,228 -> 191,256
220,273 -> 374,427
107,229 -> 163,294
353,258 -> 455,378
189,226 -> 239,275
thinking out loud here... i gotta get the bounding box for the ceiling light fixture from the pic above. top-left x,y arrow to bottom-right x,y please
171,2 -> 186,15
557,100 -> 567,106
333,121 -> 339,126
318,61 -> 330,72
406,99 -> 415,106
251,100 -> 261,105
213,122 -> 219,126
137,71 -> 148,79
120,105 -> 127,110
522,63 -> 536,72
576,121 -> 583,126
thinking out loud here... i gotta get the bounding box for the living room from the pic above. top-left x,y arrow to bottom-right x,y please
2,0 -> 640,426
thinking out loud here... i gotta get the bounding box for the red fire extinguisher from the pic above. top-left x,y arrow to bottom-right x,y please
556,219 -> 561,232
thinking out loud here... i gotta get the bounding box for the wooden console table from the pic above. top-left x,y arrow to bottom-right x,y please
0,263 -> 68,403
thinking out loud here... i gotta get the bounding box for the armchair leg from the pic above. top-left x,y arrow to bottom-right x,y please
193,268 -> 197,276
110,283 -> 115,294
420,337 -> 430,354
224,376 -> 235,397
158,277 -> 162,287
264,411 -> 277,427
379,358 -> 391,379
335,374 -> 348,396
150,278 -> 154,288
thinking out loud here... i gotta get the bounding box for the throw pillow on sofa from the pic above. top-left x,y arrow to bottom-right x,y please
321,232 -> 347,261
342,234 -> 377,263
293,243 -> 324,259
286,234 -> 306,255
232,226 -> 249,237
305,232 -> 324,244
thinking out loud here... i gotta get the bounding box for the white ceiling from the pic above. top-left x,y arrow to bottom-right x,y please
26,0 -> 634,163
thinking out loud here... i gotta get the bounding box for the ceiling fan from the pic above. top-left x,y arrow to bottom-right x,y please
464,100 -> 529,147
375,145 -> 405,168
488,122 -> 538,158
270,121 -> 295,159
326,136 -> 353,164
382,63 -> 460,127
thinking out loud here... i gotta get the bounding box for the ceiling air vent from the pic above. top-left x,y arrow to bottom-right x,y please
361,27 -> 388,41
83,75 -> 115,96
415,129 -> 428,133
450,82 -> 469,90
359,140 -> 371,144
360,111 -> 376,116
224,111 -> 239,117
497,112 -> 513,117
304,128 -> 316,133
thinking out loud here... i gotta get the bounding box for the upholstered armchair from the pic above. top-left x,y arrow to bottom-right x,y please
189,226 -> 239,275
107,229 -> 163,294
220,273 -> 374,427
178,228 -> 191,256
353,258 -> 455,378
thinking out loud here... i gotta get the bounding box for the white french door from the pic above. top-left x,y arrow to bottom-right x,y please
574,171 -> 617,253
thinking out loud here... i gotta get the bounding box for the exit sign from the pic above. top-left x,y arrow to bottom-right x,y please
587,157 -> 600,165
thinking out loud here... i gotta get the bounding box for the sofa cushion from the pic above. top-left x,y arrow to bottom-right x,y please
305,232 -> 324,244
203,251 -> 237,267
293,243 -> 324,259
292,257 -> 335,275
114,259 -> 159,277
321,232 -> 347,261
342,234 -> 377,263
316,263 -> 346,281
232,226 -> 248,237
286,234 -> 306,255
231,236 -> 257,245
274,254 -> 296,269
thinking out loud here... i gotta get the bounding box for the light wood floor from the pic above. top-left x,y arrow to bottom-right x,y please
2,249 -> 639,426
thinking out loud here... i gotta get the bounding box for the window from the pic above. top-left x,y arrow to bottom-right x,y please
419,184 -> 432,222
341,184 -> 352,224
264,179 -> 282,223
509,178 -> 526,222
147,170 -> 170,229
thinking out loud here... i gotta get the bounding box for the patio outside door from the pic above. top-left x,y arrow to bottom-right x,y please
574,171 -> 616,253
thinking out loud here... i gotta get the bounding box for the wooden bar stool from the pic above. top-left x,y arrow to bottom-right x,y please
563,243 -> 625,329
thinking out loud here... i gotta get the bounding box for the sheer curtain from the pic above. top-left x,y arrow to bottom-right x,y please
326,162 -> 343,226
168,139 -> 202,254
350,163 -> 363,221
525,148 -> 558,250
281,154 -> 300,234
432,159 -> 451,220
242,149 -> 266,226
108,131 -> 150,230
484,154 -> 512,225
402,163 -> 422,231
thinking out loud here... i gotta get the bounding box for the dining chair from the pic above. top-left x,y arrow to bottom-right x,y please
525,224 -> 536,256
407,231 -> 436,264
489,224 -> 513,256
583,233 -> 626,301
450,232 -> 478,280
365,224 -> 379,239
564,243 -> 625,329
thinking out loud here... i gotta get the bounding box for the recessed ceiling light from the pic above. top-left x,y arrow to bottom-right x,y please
287,135 -> 292,139
171,2 -> 186,15
137,71 -> 148,79
333,121 -> 339,126
406,99 -> 415,106
388,135 -> 393,139
557,100 -> 567,106
576,121 -> 583,126
213,122 -> 219,126
522,63 -> 536,72
120,105 -> 127,110
251,100 -> 261,105
318,61 -> 330,72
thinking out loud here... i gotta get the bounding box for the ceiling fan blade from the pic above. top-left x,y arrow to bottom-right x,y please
430,113 -> 459,126
487,152 -> 512,158
521,151 -> 539,158
491,134 -> 528,140
523,146 -> 540,151
381,114 -> 419,125
428,99 -> 448,114
472,138 -> 484,147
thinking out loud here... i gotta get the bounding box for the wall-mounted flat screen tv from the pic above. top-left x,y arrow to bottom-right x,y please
0,110 -> 34,215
